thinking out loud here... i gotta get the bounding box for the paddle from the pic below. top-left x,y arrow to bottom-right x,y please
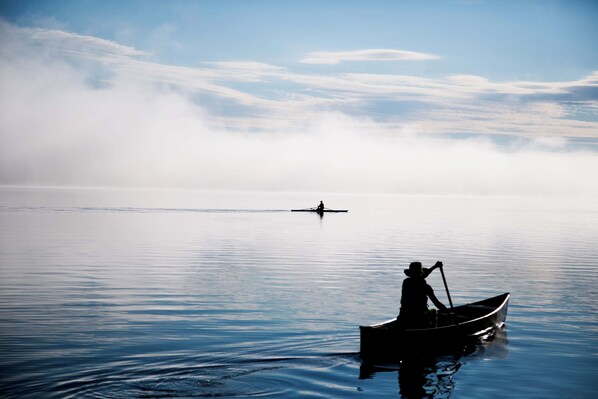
439,264 -> 454,309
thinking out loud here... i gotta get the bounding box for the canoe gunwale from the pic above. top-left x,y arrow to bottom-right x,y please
362,293 -> 510,332
359,293 -> 510,360
404,292 -> 510,333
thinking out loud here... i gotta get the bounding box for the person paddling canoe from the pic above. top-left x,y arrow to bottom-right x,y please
316,201 -> 325,213
398,261 -> 448,328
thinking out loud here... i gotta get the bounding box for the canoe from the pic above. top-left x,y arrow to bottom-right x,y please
291,208 -> 348,213
360,293 -> 510,361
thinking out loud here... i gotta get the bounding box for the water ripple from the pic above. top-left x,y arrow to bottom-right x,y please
1,189 -> 597,398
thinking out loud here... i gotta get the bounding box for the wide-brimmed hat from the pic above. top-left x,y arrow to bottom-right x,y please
404,261 -> 428,277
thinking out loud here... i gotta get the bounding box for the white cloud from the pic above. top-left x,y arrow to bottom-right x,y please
4,20 -> 596,137
0,20 -> 147,58
1,20 -> 598,196
202,61 -> 288,81
299,49 -> 440,64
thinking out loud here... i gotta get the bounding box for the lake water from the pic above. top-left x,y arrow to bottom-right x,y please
1,187 -> 597,398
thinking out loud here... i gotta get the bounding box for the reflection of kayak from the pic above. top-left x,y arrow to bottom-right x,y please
360,293 -> 510,361
291,208 -> 348,213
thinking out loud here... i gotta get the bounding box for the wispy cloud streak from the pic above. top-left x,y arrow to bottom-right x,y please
2,20 -> 596,137
299,49 -> 440,64
1,22 -> 147,58
1,20 -> 598,195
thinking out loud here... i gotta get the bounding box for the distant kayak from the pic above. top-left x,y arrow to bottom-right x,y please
291,208 -> 348,213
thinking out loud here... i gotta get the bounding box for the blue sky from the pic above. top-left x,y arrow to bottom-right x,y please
2,0 -> 596,80
1,1 -> 597,194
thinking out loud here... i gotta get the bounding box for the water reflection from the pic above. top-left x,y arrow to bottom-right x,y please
360,355 -> 463,398
474,326 -> 509,360
3,187 -> 595,398
400,357 -> 461,399
359,328 -> 509,398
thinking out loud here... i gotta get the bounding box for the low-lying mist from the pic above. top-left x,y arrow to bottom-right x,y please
1,26 -> 597,197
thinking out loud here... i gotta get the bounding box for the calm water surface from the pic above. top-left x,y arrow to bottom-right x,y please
0,187 -> 597,398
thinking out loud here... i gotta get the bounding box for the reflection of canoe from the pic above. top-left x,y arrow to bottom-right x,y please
359,355 -> 465,397
360,293 -> 510,361
291,208 -> 348,213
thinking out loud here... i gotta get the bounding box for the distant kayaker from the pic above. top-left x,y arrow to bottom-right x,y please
398,261 -> 448,328
317,201 -> 325,212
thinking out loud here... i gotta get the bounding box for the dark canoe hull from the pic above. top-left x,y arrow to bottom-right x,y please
360,293 -> 510,361
291,209 -> 348,213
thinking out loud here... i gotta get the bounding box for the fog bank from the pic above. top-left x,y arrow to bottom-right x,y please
1,22 -> 597,197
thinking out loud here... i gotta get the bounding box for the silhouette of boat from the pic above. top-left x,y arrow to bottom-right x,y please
360,293 -> 510,361
291,207 -> 348,213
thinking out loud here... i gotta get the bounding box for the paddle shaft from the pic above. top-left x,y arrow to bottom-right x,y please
439,265 -> 454,309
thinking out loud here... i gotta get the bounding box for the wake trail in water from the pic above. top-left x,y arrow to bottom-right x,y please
0,205 -> 290,214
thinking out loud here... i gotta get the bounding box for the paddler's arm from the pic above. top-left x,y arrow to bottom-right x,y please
427,285 -> 448,312
422,261 -> 443,279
